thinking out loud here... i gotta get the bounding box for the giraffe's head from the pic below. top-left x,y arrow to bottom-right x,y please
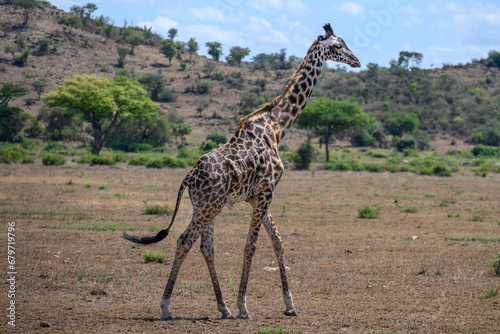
319,23 -> 361,68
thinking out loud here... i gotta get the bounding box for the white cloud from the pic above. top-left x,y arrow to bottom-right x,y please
287,0 -> 307,15
186,24 -> 241,45
249,0 -> 283,13
427,45 -> 454,53
247,17 -> 289,44
138,16 -> 178,35
189,6 -> 226,22
403,16 -> 424,28
336,2 -> 364,15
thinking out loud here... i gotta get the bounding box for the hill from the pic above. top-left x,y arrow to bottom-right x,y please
1,3 -> 499,153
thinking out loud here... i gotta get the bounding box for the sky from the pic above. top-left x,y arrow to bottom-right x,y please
50,0 -> 500,71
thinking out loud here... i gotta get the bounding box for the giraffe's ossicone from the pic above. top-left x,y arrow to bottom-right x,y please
124,23 -> 360,320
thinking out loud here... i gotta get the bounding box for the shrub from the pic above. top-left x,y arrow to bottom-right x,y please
0,147 -> 26,163
358,205 -> 379,219
206,131 -> 228,145
143,250 -> 166,263
13,49 -> 30,66
128,155 -> 149,166
493,252 -> 500,276
194,79 -> 214,94
395,135 -> 416,152
37,38 -> 50,54
291,141 -> 317,170
42,154 -> 66,166
200,141 -> 218,153
471,144 -> 500,158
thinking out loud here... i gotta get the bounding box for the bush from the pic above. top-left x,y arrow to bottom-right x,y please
13,49 -> 30,66
493,252 -> 500,276
358,205 -> 380,219
471,144 -> 500,158
0,147 -> 26,164
291,141 -> 317,170
42,154 -> 66,166
395,135 -> 416,152
194,79 -> 214,94
37,38 -> 50,54
128,155 -> 149,166
200,141 -> 218,152
206,131 -> 228,145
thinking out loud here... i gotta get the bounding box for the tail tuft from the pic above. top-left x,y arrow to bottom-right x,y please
123,229 -> 169,245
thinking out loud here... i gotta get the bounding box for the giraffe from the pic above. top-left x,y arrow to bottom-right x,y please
124,23 -> 360,320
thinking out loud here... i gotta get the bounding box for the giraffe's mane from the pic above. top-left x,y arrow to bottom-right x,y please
238,38 -> 320,128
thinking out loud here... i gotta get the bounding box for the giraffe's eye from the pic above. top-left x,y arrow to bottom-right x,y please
334,43 -> 342,49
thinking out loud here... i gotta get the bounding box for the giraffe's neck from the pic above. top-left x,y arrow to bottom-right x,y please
272,42 -> 325,142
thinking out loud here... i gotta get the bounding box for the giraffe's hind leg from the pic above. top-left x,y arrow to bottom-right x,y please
263,211 -> 297,316
160,214 -> 213,320
200,221 -> 233,319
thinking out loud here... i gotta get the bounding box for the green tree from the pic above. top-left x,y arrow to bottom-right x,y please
167,28 -> 178,40
43,75 -> 160,155
227,46 -> 250,67
37,106 -> 81,141
117,46 -> 129,67
31,78 -> 47,99
397,51 -> 423,69
37,37 -> 50,54
187,37 -> 198,61
297,97 -> 373,162
487,50 -> 500,69
0,82 -> 30,142
206,41 -> 223,61
127,32 -> 144,55
172,123 -> 191,147
160,38 -> 176,65
291,141 -> 317,170
138,71 -> 166,102
13,0 -> 40,27
13,49 -> 30,66
4,44 -> 18,60
60,14 -> 82,33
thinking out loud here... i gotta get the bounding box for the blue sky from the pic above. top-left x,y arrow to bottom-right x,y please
52,0 -> 500,70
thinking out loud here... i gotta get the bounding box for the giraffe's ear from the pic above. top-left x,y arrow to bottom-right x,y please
323,23 -> 336,37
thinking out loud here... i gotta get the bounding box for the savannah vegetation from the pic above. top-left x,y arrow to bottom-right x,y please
1,1 -> 500,173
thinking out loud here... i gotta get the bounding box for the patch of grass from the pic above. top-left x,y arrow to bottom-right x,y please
143,200 -> 172,215
85,183 -> 91,188
402,206 -> 419,213
21,208 -> 60,216
98,185 -> 106,190
78,154 -> 115,166
143,250 -> 166,263
180,280 -> 213,293
447,213 -> 460,218
42,153 -> 66,166
358,205 -> 380,219
483,287 -> 499,299
449,235 -> 500,243
492,252 -> 500,276
259,325 -> 286,334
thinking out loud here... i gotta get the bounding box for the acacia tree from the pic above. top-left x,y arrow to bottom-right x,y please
227,46 -> 250,67
297,97 -> 374,162
206,42 -> 223,61
13,0 -> 40,27
43,75 -> 159,155
187,37 -> 198,61
160,38 -> 176,65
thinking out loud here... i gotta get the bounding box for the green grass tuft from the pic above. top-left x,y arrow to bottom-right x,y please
143,250 -> 166,263
358,205 -> 380,219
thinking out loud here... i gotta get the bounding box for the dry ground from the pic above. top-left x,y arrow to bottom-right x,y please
1,162 -> 499,333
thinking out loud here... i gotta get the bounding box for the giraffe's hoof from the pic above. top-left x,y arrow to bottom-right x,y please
237,313 -> 251,319
161,315 -> 174,321
284,309 -> 298,316
221,313 -> 234,319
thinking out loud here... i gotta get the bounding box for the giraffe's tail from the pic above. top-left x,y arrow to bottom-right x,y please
123,172 -> 191,245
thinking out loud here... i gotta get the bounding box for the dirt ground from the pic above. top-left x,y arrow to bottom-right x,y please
1,162 -> 499,333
